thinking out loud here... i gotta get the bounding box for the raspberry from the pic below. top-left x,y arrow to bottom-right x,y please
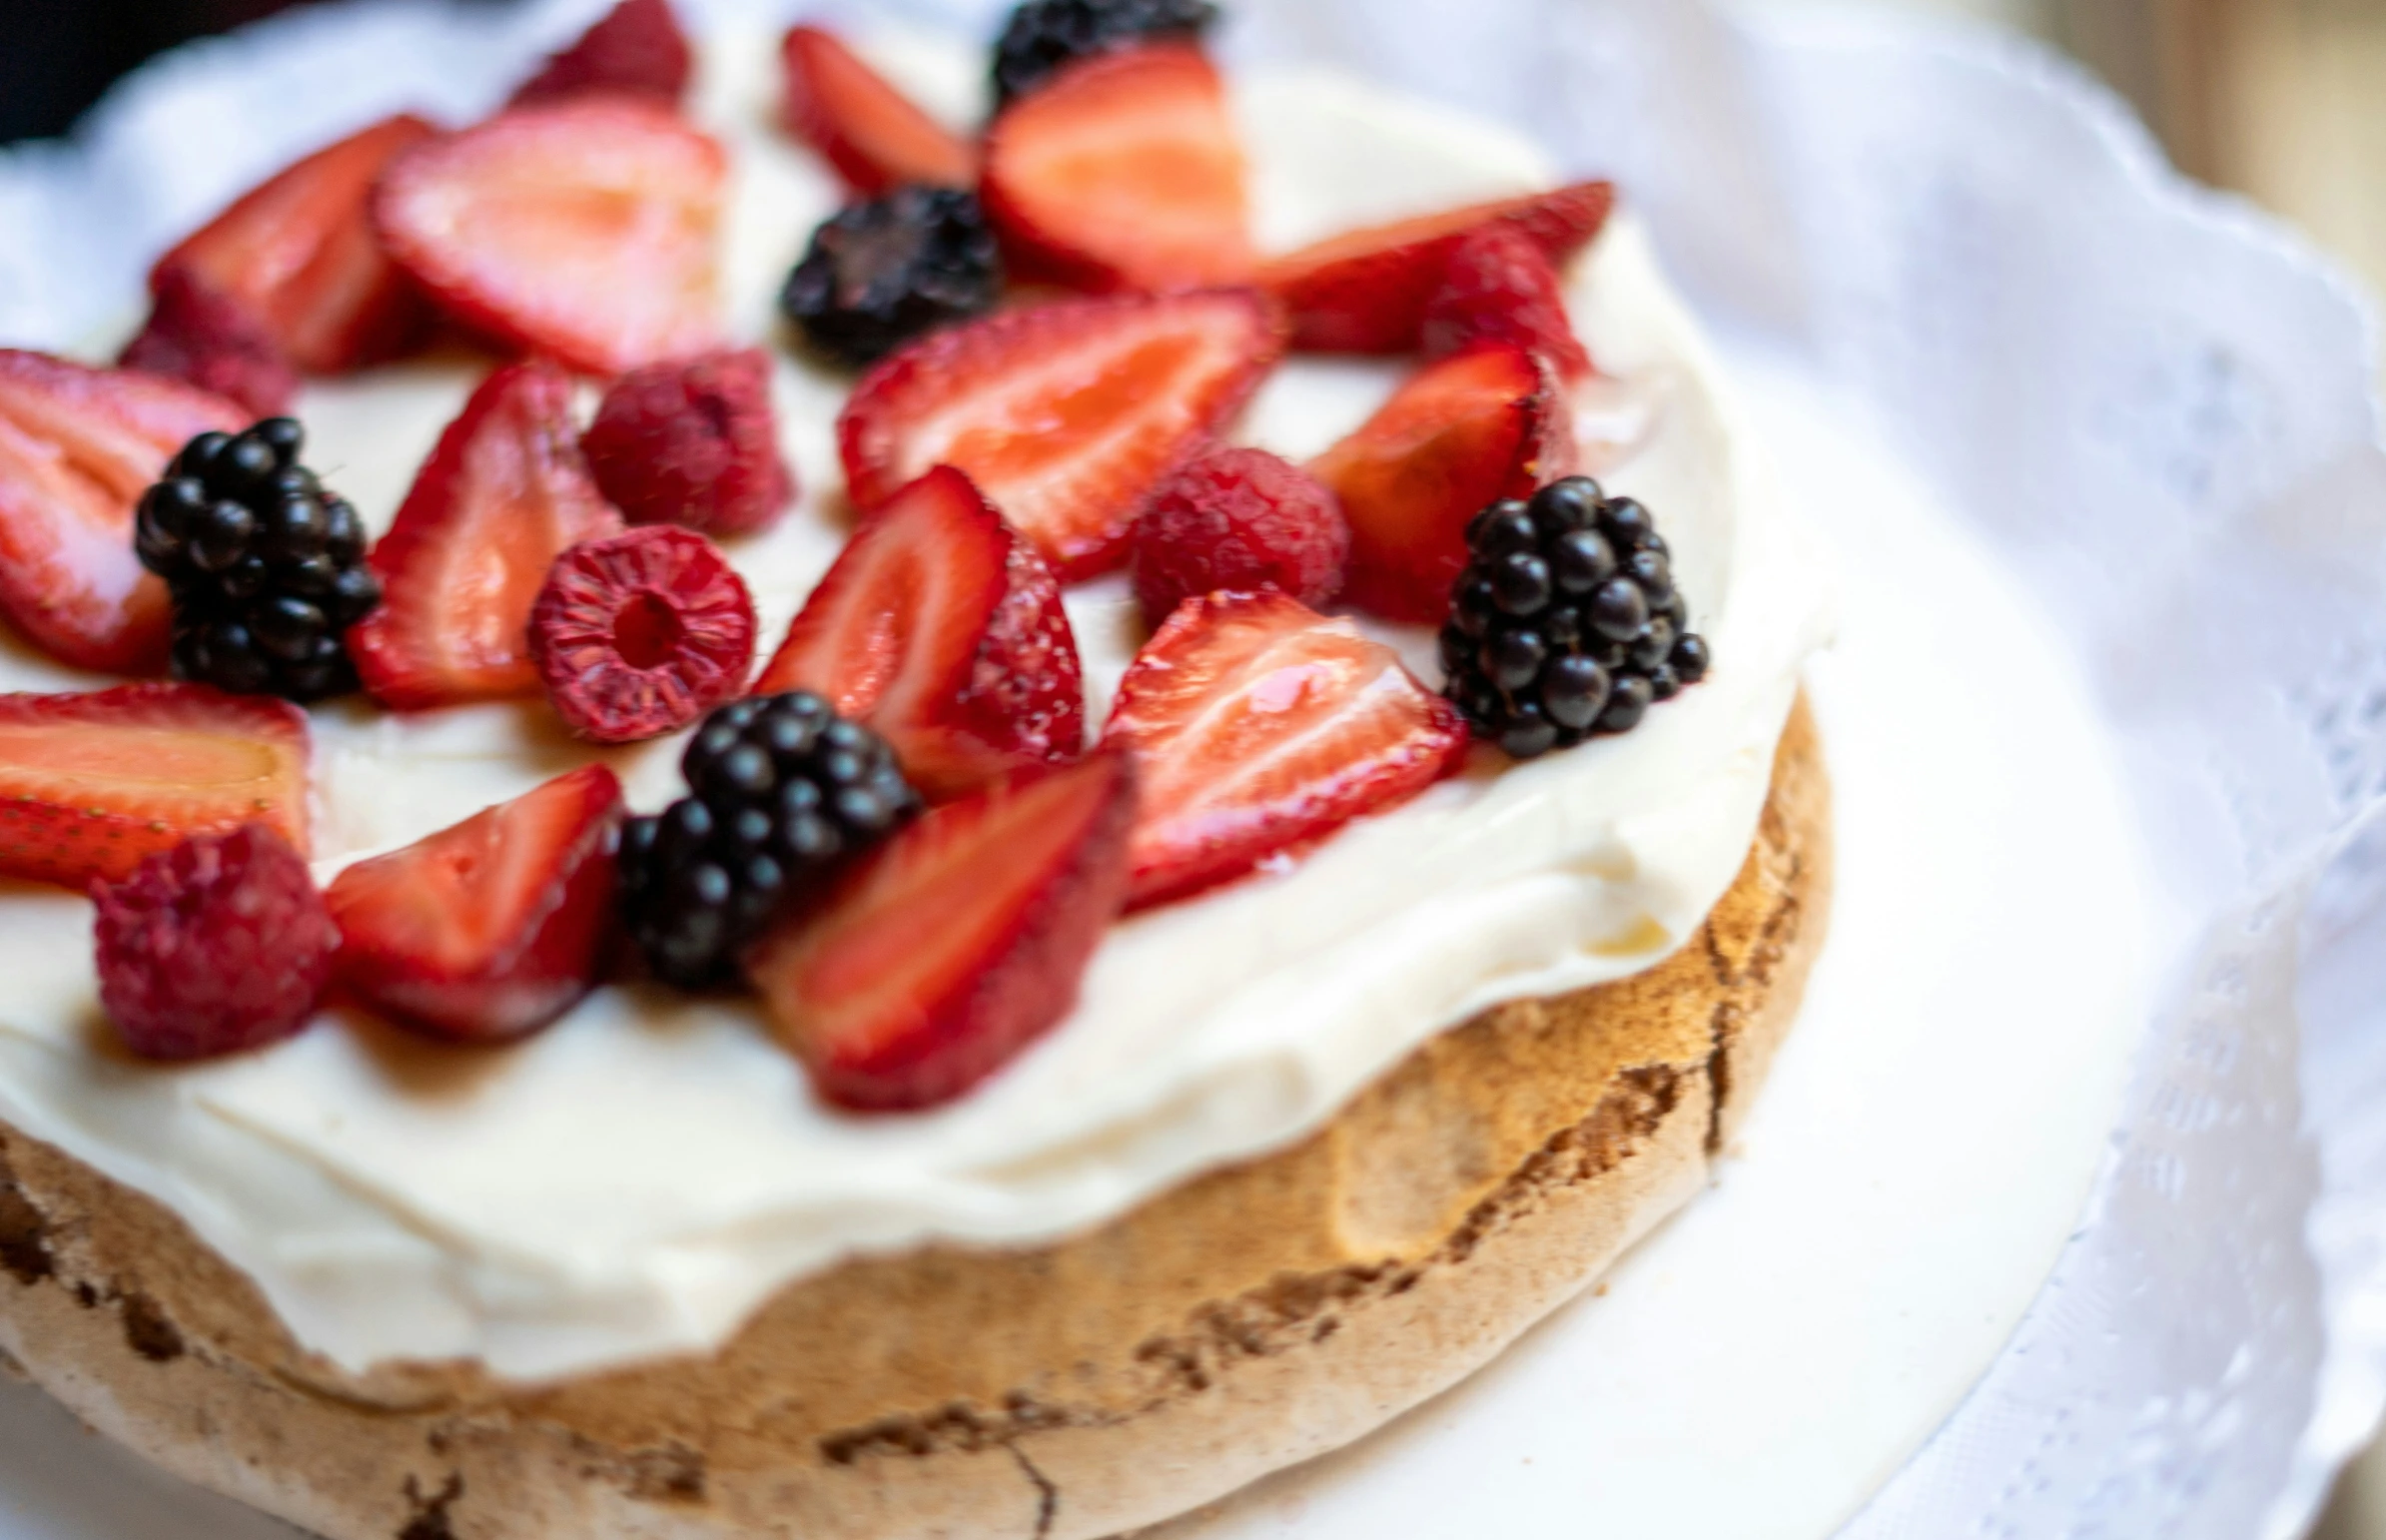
582,349 -> 795,538
509,0 -> 692,108
529,525 -> 758,744
118,267 -> 299,418
1131,444 -> 1349,628
1420,224 -> 1592,383
92,823 -> 339,1062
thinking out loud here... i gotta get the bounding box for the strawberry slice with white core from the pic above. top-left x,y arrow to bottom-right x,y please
982,42 -> 1253,293
1259,181 -> 1616,354
746,752 -> 1138,1112
0,352 -> 245,675
146,114 -> 437,375
352,361 -> 625,710
755,465 -> 1084,799
782,24 -> 978,196
374,101 -> 726,376
839,290 -> 1283,580
328,764 -> 625,1044
1312,342 -> 1573,624
0,682 -> 311,890
1101,591 -> 1468,910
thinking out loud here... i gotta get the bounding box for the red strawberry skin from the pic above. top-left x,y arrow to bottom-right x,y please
94,823 -> 340,1063
510,0 -> 693,109
1259,180 -> 1615,354
1421,223 -> 1593,382
754,465 -> 1084,798
118,265 -> 301,417
0,351 -> 246,675
1131,442 -> 1348,628
1102,591 -> 1468,909
374,101 -> 726,377
839,290 -> 1284,580
147,114 -> 437,376
981,43 -> 1253,293
581,348 -> 794,538
328,764 -> 625,1044
781,24 -> 978,196
1312,343 -> 1574,624
0,682 -> 312,891
352,361 -> 626,710
746,752 -> 1137,1112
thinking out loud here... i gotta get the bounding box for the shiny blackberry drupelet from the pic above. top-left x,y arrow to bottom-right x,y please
620,692 -> 921,989
136,419 -> 380,702
780,187 -> 1003,368
991,0 -> 1219,105
1440,475 -> 1712,760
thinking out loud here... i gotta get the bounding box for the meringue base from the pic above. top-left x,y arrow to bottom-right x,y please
0,697 -> 1827,1540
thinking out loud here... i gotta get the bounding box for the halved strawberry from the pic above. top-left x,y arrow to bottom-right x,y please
981,43 -> 1252,293
1101,591 -> 1467,910
782,24 -> 978,196
1258,180 -> 1615,354
374,101 -> 726,376
0,352 -> 245,675
144,114 -> 437,376
1312,343 -> 1572,624
746,752 -> 1136,1111
0,682 -> 310,890
510,0 -> 692,109
839,290 -> 1282,579
328,764 -> 624,1043
352,362 -> 625,710
754,465 -> 1083,798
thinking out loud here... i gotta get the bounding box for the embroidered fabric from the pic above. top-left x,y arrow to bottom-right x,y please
2,1 -> 2382,1536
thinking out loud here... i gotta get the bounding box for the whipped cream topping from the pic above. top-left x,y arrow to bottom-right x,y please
0,27 -> 1831,1380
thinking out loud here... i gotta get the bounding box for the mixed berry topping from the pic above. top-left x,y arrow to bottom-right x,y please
582,348 -> 794,538
529,526 -> 758,745
138,419 -> 381,703
621,693 -> 921,989
1130,443 -> 1348,628
781,187 -> 1003,368
1441,475 -> 1709,759
991,0 -> 1220,106
93,823 -> 340,1062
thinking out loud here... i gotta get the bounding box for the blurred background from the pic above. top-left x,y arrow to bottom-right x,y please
2,0 -> 2383,1532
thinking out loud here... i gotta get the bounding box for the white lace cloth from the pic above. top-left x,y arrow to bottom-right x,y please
3,1 -> 2384,1537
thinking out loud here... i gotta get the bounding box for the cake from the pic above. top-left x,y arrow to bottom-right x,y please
0,2 -> 1834,1536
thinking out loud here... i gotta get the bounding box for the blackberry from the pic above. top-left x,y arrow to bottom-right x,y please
620,692 -> 920,989
1439,475 -> 1711,760
991,0 -> 1219,106
780,187 -> 1002,368
136,418 -> 380,703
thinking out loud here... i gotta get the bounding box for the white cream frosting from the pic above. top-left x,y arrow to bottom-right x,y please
0,27 -> 1831,1380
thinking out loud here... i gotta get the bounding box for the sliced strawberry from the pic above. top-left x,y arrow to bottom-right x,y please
782,24 -> 978,196
981,43 -> 1252,292
1101,591 -> 1467,910
374,101 -> 726,376
1258,180 -> 1615,354
352,362 -> 625,710
746,752 -> 1137,1111
0,352 -> 245,675
118,265 -> 300,417
0,682 -> 310,891
754,465 -> 1083,799
328,764 -> 625,1043
147,114 -> 436,376
510,0 -> 692,109
840,290 -> 1282,579
1311,343 -> 1572,624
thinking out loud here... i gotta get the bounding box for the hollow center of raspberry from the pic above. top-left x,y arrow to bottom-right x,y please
612,592 -> 686,671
